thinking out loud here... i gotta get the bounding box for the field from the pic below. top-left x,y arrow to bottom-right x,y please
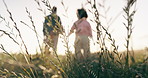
0,49 -> 147,78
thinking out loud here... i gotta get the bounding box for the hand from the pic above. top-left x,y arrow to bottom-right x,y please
66,34 -> 70,37
67,32 -> 71,37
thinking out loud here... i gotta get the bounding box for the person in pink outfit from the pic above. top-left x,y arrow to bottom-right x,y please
68,8 -> 92,60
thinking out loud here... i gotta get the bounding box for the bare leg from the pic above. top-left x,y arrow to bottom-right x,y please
75,36 -> 83,60
53,34 -> 59,51
82,36 -> 90,59
44,36 -> 51,54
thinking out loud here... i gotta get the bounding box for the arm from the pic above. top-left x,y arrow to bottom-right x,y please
88,22 -> 92,37
57,16 -> 65,34
67,23 -> 76,37
43,17 -> 48,36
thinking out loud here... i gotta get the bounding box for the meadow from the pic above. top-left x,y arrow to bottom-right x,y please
0,0 -> 148,78
0,49 -> 147,78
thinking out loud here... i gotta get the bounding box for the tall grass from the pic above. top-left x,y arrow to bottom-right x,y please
0,0 -> 147,78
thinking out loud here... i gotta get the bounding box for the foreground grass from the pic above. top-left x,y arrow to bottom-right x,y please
0,49 -> 147,78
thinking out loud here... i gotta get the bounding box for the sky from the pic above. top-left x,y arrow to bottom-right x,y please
0,0 -> 148,55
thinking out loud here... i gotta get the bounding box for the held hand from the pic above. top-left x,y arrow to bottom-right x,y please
67,32 -> 71,37
67,34 -> 70,37
67,30 -> 73,37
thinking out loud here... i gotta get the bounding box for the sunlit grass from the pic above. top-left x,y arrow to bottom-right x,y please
0,50 -> 147,78
0,0 -> 147,78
